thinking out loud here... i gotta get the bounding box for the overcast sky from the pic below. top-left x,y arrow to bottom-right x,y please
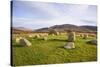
12,1 -> 97,29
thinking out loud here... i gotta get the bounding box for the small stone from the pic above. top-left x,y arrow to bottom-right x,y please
64,42 -> 75,49
15,37 -> 22,43
34,34 -> 40,38
87,39 -> 97,45
43,37 -> 48,41
19,38 -> 32,46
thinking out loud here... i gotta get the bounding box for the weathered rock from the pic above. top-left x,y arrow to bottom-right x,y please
15,37 -> 22,43
87,39 -> 97,45
67,31 -> 76,42
19,38 -> 32,46
64,42 -> 75,49
34,34 -> 40,38
43,37 -> 48,41
83,34 -> 88,39
48,29 -> 59,35
80,34 -> 84,38
56,32 -> 59,35
29,35 -> 33,38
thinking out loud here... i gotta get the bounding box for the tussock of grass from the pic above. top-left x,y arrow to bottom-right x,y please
12,35 -> 97,66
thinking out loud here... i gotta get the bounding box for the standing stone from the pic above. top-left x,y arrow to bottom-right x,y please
64,42 -> 75,49
19,38 -> 32,46
29,35 -> 33,38
37,34 -> 40,38
16,37 -> 22,43
43,36 -> 48,41
56,32 -> 59,35
83,34 -> 88,39
48,29 -> 59,36
67,31 -> 76,42
34,34 -> 40,38
80,34 -> 84,38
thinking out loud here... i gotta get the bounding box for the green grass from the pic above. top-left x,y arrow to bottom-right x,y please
12,34 -> 97,66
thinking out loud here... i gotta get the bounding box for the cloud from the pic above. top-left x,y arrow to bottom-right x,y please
12,1 -> 97,29
65,5 -> 89,17
13,15 -> 96,30
21,1 -> 63,18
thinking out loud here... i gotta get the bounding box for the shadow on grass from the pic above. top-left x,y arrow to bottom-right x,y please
36,38 -> 67,42
49,39 -> 67,42
12,45 -> 23,47
86,41 -> 97,45
56,45 -> 77,50
57,46 -> 65,49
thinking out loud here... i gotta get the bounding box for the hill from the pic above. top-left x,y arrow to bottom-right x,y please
12,27 -> 33,34
12,24 -> 97,33
34,24 -> 97,33
80,26 -> 97,32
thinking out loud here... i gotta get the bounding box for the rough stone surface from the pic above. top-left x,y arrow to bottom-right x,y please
56,32 -> 59,35
43,37 -> 48,41
19,38 -> 32,46
16,37 -> 22,43
83,34 -> 88,39
64,42 -> 75,49
67,32 -> 76,42
80,34 -> 84,38
87,39 -> 97,45
34,34 -> 40,38
48,29 -> 59,35
29,35 -> 33,37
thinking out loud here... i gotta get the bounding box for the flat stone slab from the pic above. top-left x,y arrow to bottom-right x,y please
87,39 -> 97,45
64,42 -> 75,49
19,38 -> 32,46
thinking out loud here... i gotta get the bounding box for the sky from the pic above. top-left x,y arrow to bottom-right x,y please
12,1 -> 97,30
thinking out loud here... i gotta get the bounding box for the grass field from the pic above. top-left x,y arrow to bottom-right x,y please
12,34 -> 97,66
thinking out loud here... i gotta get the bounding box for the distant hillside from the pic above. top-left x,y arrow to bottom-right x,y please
12,24 -> 97,33
34,24 -> 97,33
80,26 -> 97,32
12,27 -> 33,34
34,28 -> 49,32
